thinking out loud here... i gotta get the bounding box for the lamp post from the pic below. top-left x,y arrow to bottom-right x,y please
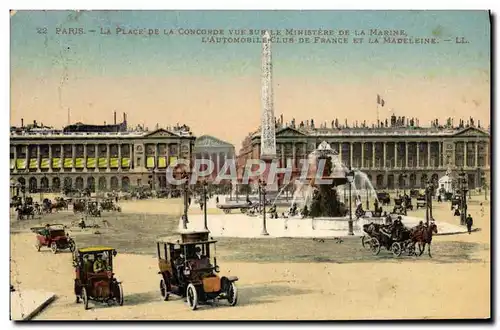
425,180 -> 433,225
365,182 -> 369,210
458,170 -> 468,225
259,179 -> 269,236
346,168 -> 355,236
182,171 -> 189,229
203,180 -> 208,231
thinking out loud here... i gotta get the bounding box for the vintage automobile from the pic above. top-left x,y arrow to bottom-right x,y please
31,224 -> 76,253
73,246 -> 123,310
156,230 -> 238,310
376,192 -> 391,206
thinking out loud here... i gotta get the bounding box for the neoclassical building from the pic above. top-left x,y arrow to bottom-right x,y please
236,123 -> 491,190
10,125 -> 196,193
193,135 -> 235,180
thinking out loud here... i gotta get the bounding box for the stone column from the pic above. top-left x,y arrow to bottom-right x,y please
416,142 -> 420,168
463,141 -> 467,168
361,142 -> 365,169
475,142 -> 478,168
106,144 -> 111,171
292,143 -> 296,169
13,145 -> 17,173
281,144 -> 285,167
216,152 -> 221,173
438,142 -> 442,168
118,144 -> 122,170
383,142 -> 386,168
394,142 -> 397,168
427,142 -> 431,168
71,144 -> 76,172
154,143 -> 158,169
338,143 -> 342,165
453,142 -> 456,169
37,145 -> 41,172
405,142 -> 408,169
60,145 -> 64,172
83,144 -> 87,171
95,144 -> 99,172
350,142 -> 353,168
25,145 -> 29,172
372,142 -> 376,168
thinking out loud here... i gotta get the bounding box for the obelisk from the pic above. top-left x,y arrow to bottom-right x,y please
260,30 -> 277,160
260,31 -> 278,191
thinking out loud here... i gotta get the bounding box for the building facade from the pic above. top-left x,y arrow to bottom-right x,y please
193,135 -> 235,180
10,127 -> 196,193
236,124 -> 491,190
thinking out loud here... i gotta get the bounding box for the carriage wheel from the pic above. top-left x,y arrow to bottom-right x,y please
82,287 -> 89,310
186,283 -> 198,310
391,242 -> 402,257
361,236 -> 371,249
407,242 -> 416,256
68,239 -> 76,252
160,278 -> 170,301
114,282 -> 124,306
50,242 -> 58,254
223,209 -> 231,214
370,237 -> 381,255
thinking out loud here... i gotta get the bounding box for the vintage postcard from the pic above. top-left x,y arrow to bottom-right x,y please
9,10 -> 491,321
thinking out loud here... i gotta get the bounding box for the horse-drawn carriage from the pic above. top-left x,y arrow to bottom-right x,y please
376,192 -> 391,206
100,199 -> 122,212
392,196 -> 413,215
416,194 -> 427,209
73,246 -> 123,310
73,199 -> 102,217
156,230 -> 238,310
361,222 -> 415,257
362,220 -> 438,258
15,197 -> 35,220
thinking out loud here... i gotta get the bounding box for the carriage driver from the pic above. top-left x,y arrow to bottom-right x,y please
41,224 -> 51,238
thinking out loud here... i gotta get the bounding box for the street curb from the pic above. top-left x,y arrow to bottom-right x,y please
12,293 -> 56,321
435,228 -> 480,236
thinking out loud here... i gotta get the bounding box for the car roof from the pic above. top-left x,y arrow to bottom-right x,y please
78,246 -> 115,253
156,239 -> 217,246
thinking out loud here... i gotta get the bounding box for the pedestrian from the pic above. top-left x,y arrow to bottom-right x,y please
480,203 -> 484,217
216,196 -> 219,204
200,202 -> 204,211
466,214 -> 473,234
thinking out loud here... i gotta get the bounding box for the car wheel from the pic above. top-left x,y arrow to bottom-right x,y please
82,287 -> 89,310
186,283 -> 198,310
50,242 -> 58,254
160,279 -> 170,301
391,242 -> 402,257
227,282 -> 238,306
115,282 -> 124,306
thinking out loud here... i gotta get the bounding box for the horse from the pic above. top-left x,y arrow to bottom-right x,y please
410,222 -> 438,258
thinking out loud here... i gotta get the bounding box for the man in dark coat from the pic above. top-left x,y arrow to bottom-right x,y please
466,214 -> 473,234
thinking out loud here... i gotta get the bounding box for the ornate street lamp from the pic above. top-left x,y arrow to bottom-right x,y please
259,179 -> 269,236
346,168 -> 355,236
182,171 -> 190,229
425,180 -> 434,225
203,180 -> 209,231
458,170 -> 468,225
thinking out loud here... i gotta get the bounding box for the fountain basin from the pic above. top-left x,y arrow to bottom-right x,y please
181,213 -> 469,238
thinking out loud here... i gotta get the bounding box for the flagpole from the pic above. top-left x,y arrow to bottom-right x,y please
376,102 -> 379,127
